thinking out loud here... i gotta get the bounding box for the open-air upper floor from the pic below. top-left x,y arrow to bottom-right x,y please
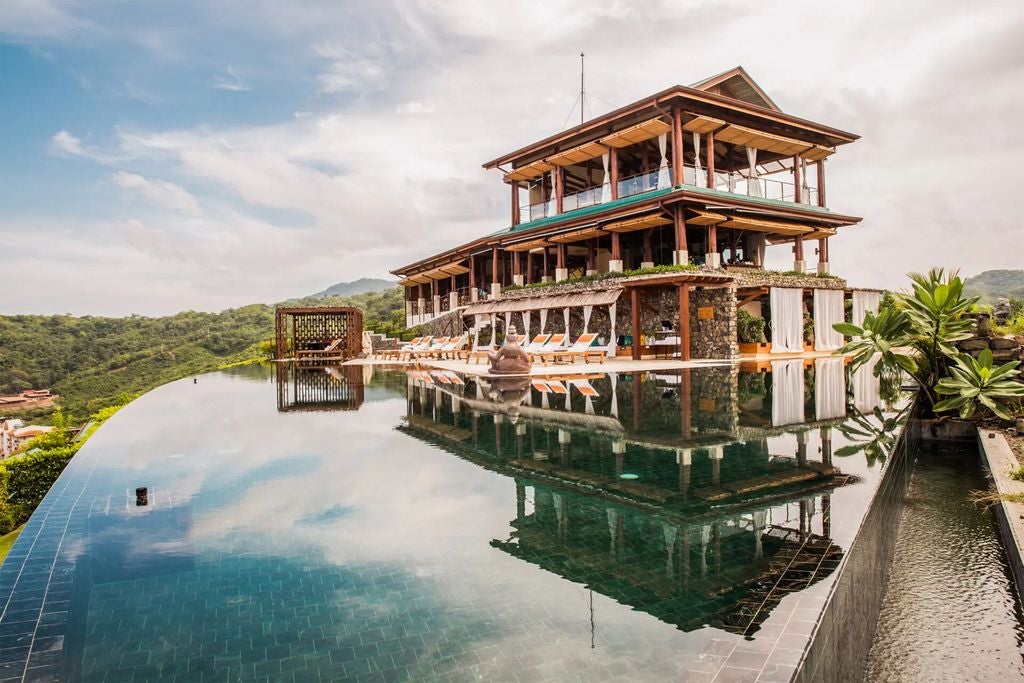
487,67 -> 856,228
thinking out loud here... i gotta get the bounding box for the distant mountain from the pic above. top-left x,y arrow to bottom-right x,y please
306,278 -> 396,299
964,270 -> 1024,302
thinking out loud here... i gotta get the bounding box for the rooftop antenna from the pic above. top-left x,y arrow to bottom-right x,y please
580,51 -> 585,124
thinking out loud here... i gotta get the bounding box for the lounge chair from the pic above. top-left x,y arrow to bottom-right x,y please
529,333 -> 567,363
399,336 -> 433,361
441,335 -> 469,359
542,333 -> 605,365
413,337 -> 449,359
523,334 -> 551,354
379,337 -> 420,360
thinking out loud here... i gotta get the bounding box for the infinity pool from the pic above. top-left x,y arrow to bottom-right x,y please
1,361 -> 900,682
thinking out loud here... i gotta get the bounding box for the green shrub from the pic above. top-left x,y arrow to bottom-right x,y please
737,309 -> 766,344
0,447 -> 78,531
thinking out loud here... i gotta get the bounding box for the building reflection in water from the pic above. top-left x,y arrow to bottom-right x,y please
397,361 -> 879,636
275,363 -> 367,412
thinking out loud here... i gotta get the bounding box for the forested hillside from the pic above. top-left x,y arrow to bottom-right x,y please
964,270 -> 1024,302
0,287 -> 407,419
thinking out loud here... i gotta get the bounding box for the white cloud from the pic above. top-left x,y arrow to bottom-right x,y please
9,0 -> 1024,314
0,0 -> 84,38
211,66 -> 249,92
112,172 -> 201,215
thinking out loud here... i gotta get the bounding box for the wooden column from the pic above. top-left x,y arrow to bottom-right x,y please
526,251 -> 534,284
542,247 -> 550,279
816,160 -> 826,207
674,205 -> 688,262
680,367 -> 692,438
642,230 -> 653,265
450,272 -> 456,293
556,243 -> 566,269
794,236 -> 805,267
631,288 -> 642,361
819,237 -> 829,263
587,240 -> 596,273
679,284 -> 691,361
611,231 -> 621,261
491,246 -> 499,284
708,224 -> 718,261
512,250 -> 521,275
469,255 -> 476,290
555,167 -> 563,214
705,131 -> 715,189
672,107 -> 684,186
609,147 -> 619,200
793,156 -> 803,204
511,182 -> 520,225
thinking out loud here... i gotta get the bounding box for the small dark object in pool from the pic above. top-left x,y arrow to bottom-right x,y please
136,487 -> 148,506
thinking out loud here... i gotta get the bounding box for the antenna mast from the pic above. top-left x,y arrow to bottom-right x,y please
580,52 -> 585,124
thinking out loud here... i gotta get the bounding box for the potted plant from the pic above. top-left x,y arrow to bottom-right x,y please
737,309 -> 770,355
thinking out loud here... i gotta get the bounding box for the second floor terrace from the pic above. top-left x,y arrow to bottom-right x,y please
489,68 -> 854,228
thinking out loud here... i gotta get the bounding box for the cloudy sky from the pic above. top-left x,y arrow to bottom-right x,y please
1,0 -> 1021,316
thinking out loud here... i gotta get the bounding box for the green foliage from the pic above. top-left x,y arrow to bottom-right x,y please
802,309 -> 814,344
1010,467 -> 1024,482
933,349 -> 1024,420
504,264 -> 699,292
963,269 -> 1024,302
834,268 -> 980,414
0,288 -> 411,420
834,405 -> 910,467
736,309 -> 766,344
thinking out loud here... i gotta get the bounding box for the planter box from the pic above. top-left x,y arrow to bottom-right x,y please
739,342 -> 771,355
908,417 -> 978,442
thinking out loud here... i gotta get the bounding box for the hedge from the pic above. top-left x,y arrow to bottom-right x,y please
0,446 -> 78,535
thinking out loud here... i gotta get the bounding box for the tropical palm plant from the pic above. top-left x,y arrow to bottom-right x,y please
833,268 -> 981,413
834,405 -> 911,467
933,349 -> 1024,420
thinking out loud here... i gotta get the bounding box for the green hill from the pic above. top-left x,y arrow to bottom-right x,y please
0,287 -> 407,420
964,270 -> 1024,302
306,278 -> 395,299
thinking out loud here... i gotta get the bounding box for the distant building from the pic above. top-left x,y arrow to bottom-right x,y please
0,419 -> 54,458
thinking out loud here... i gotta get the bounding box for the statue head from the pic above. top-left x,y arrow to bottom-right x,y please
505,324 -> 519,347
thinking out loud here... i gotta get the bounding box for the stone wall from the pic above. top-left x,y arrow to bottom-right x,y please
689,286 -> 738,359
731,270 -> 847,291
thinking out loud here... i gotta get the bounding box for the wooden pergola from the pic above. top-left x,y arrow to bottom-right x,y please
274,306 -> 363,362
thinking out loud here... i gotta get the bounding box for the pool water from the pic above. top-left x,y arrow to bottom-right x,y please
865,442 -> 1024,681
1,361 -> 903,682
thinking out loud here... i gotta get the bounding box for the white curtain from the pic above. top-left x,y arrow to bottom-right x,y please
813,289 -> 845,351
747,233 -> 766,266
852,290 -> 882,328
610,372 -> 619,418
658,132 -> 671,188
504,311 -> 512,340
662,523 -> 678,577
563,307 -> 570,339
583,305 -> 593,333
607,302 -> 617,355
746,147 -> 762,197
548,170 -> 557,216
540,308 -> 548,335
490,314 -> 497,347
815,357 -> 847,420
800,156 -> 811,203
700,524 -> 711,576
523,311 -> 531,340
473,314 -> 482,349
692,132 -> 704,187
853,353 -> 882,413
770,287 -> 803,353
771,359 -> 806,426
753,510 -> 767,558
607,509 -> 620,555
601,152 -> 610,202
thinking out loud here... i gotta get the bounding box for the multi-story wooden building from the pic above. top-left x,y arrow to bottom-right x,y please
393,68 -> 867,357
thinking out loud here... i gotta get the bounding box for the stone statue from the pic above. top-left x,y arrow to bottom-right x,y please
487,325 -> 532,375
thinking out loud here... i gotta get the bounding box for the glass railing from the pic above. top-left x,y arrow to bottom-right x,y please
617,166 -> 674,199
514,163 -> 822,225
